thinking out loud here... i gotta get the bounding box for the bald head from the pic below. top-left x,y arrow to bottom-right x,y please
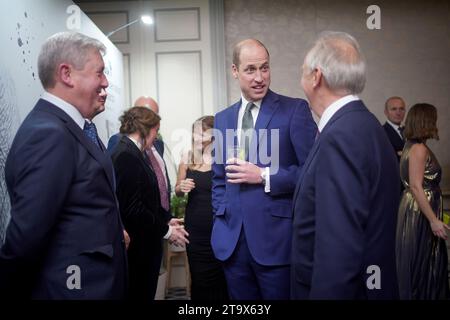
232,39 -> 270,69
384,96 -> 406,125
133,96 -> 159,114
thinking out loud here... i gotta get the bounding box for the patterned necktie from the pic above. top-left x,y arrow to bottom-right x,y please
146,149 -> 170,211
241,102 -> 255,159
83,121 -> 100,149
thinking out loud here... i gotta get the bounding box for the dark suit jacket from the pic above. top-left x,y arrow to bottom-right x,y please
0,99 -> 128,299
111,135 -> 169,299
108,133 -> 165,157
108,133 -> 172,222
212,90 -> 317,265
383,122 -> 404,162
291,100 -> 400,299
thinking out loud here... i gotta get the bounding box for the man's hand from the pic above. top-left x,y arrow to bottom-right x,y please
225,158 -> 263,184
169,225 -> 190,247
123,230 -> 130,250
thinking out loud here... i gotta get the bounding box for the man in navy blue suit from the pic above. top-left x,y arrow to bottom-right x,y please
291,32 -> 400,299
212,39 -> 316,300
382,96 -> 406,161
0,32 -> 127,299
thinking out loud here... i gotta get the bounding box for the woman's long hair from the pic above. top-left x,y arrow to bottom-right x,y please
188,115 -> 214,170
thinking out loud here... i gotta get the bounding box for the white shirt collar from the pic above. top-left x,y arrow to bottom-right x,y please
241,94 -> 261,110
127,135 -> 143,150
41,91 -> 85,130
386,119 -> 401,130
318,95 -> 359,132
386,119 -> 403,138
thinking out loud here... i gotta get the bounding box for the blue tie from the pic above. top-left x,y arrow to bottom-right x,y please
83,121 -> 100,149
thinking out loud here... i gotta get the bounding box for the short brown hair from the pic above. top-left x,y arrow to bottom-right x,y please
119,106 -> 161,145
403,103 -> 439,142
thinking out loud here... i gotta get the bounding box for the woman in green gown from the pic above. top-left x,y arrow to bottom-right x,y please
396,103 -> 449,299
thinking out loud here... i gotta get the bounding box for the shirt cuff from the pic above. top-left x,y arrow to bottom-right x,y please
163,225 -> 173,239
264,167 -> 270,193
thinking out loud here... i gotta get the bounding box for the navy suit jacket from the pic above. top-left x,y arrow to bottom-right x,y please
383,122 -> 405,162
291,100 -> 400,299
0,99 -> 128,299
212,90 -> 317,265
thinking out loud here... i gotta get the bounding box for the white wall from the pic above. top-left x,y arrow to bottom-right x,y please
78,0 -> 221,188
223,0 -> 450,190
0,0 -> 125,240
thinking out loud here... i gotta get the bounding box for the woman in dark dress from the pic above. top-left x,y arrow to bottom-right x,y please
175,116 -> 229,300
396,103 -> 449,299
111,107 -> 188,300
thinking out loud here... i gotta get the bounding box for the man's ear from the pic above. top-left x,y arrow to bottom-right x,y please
313,68 -> 322,88
231,64 -> 238,79
58,63 -> 74,87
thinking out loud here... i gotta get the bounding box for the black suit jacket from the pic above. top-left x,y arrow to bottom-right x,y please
0,99 -> 128,299
108,133 -> 172,221
111,136 -> 169,299
383,122 -> 405,162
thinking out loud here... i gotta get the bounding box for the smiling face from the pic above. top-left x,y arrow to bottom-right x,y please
232,42 -> 270,102
71,49 -> 108,119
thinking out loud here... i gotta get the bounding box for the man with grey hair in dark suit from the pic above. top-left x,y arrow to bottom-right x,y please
291,31 -> 400,299
0,32 -> 128,299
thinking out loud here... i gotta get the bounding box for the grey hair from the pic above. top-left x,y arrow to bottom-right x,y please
38,31 -> 106,89
304,31 -> 366,95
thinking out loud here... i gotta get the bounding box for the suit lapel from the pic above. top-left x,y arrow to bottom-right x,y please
245,90 -> 279,161
292,137 -> 321,202
226,101 -> 241,151
66,119 -> 116,193
385,123 -> 404,145
292,100 -> 366,202
254,90 -> 278,148
254,90 -> 278,133
37,100 -> 116,193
